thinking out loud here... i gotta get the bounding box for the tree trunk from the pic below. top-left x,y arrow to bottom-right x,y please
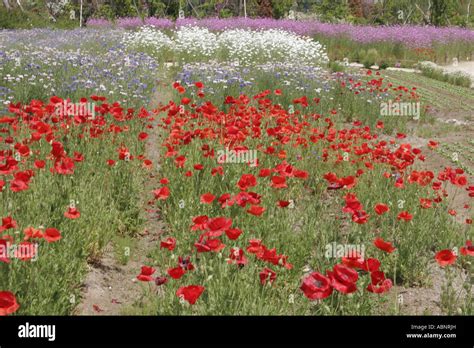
467,0 -> 472,24
16,0 -> 24,12
2,0 -> 11,10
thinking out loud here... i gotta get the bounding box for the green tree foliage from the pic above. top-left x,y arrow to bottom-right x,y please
271,0 -> 293,19
1,0 -> 473,27
311,0 -> 350,22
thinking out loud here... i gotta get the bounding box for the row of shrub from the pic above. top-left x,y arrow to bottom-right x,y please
418,63 -> 472,88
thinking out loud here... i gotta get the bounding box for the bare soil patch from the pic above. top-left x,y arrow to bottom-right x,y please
75,78 -> 173,315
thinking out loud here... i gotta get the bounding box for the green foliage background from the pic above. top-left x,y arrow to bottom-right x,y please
1,0 -> 474,29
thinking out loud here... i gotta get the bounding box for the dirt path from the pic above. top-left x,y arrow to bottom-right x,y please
377,69 -> 474,315
74,75 -> 173,315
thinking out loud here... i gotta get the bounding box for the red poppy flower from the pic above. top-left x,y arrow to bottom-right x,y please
175,155 -> 186,168
176,285 -> 205,305
341,252 -> 365,270
142,159 -> 153,169
467,186 -> 474,198
211,166 -> 224,176
363,258 -> 381,272
228,248 -> 247,266
14,171 -> 33,183
43,228 -> 62,243
342,193 -> 362,214
194,237 -> 225,253
167,266 -> 186,279
247,205 -> 265,216
294,170 -> 309,180
160,178 -> 170,185
160,237 -> 176,251
107,159 -> 116,166
397,211 -> 413,222
352,210 -> 369,224
247,239 -> 265,257
259,267 -> 277,285
10,178 -> 29,192
34,160 -> 45,169
205,217 -> 232,236
50,141 -> 65,158
374,203 -> 389,215
367,271 -> 393,294
234,192 -> 260,207
250,245 -> 293,270
395,177 -> 404,188
225,228 -> 242,240
435,249 -> 457,267
53,157 -> 75,175
178,256 -> 194,271
218,193 -> 234,208
200,192 -> 216,204
327,264 -> 358,294
155,276 -> 168,286
454,176 -> 467,187
270,176 -> 287,189
460,241 -> 474,256
237,174 -> 257,191
293,96 -> 308,107
137,265 -> 156,281
420,198 -> 432,209
153,186 -> 170,200
73,152 -> 84,162
340,175 -> 356,188
191,215 -> 208,231
0,291 -> 20,316
23,227 -> 43,241
300,272 -> 333,300
277,200 -> 290,208
0,216 -> 17,232
64,207 -> 81,219
373,237 -> 396,253
194,81 -> 204,89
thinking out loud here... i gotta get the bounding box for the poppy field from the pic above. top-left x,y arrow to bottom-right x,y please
0,22 -> 473,317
